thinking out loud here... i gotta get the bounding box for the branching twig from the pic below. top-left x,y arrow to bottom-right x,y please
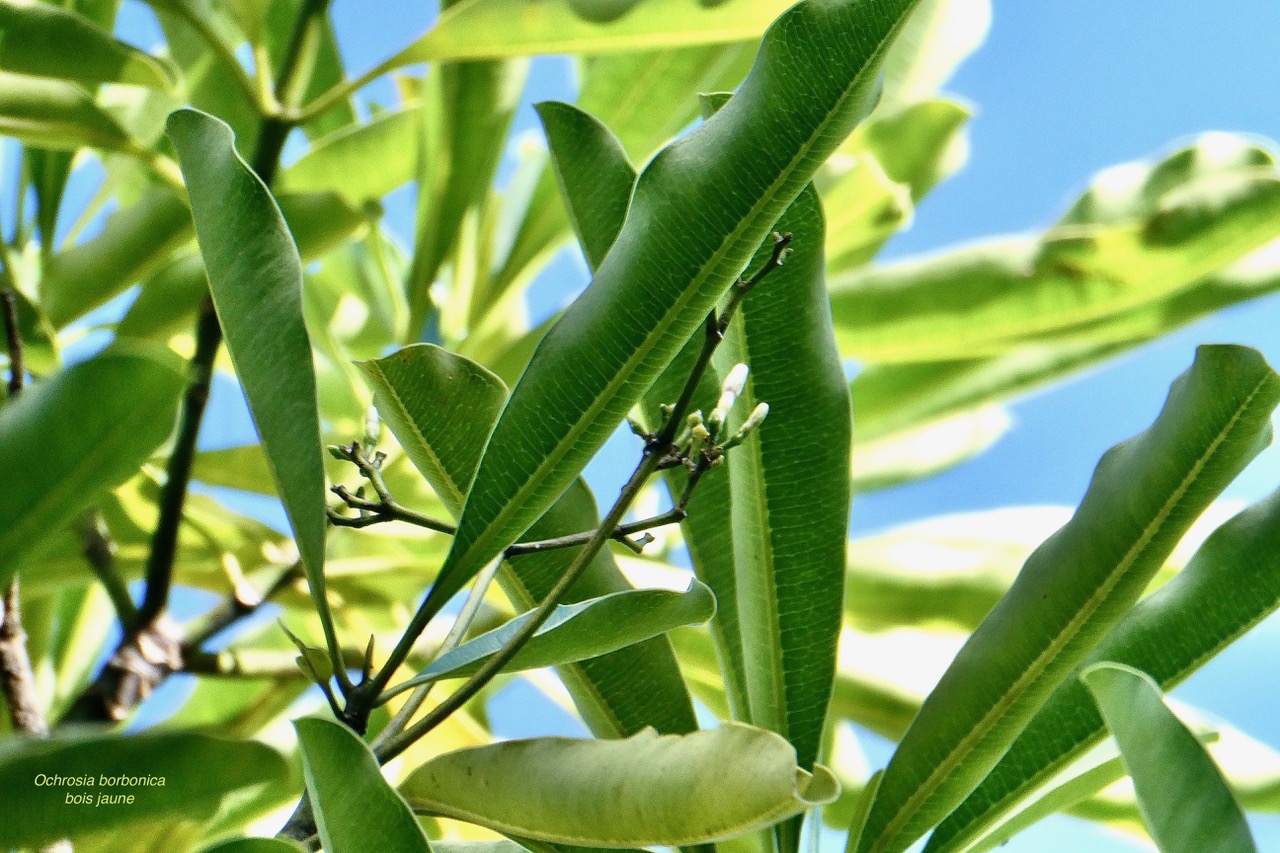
372,232 -> 792,763
327,444 -> 674,554
136,301 -> 221,628
277,233 -> 792,846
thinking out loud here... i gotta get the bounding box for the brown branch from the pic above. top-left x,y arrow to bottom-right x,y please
0,287 -> 52,738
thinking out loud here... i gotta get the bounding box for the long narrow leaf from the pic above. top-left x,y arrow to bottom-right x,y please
1082,663 -> 1256,853
388,0 -> 793,63
928,484 -> 1280,851
166,108 -> 335,658
437,0 -> 924,609
536,100 -> 636,271
0,0 -> 177,89
0,70 -> 137,152
856,344 -> 1280,853
278,106 -> 422,204
397,581 -> 714,687
718,186 -> 850,776
489,43 -> 755,305
832,136 -> 1280,364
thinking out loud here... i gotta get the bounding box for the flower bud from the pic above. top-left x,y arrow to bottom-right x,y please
710,363 -> 749,429
741,402 -> 769,433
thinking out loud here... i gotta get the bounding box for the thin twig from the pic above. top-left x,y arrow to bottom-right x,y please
76,510 -> 139,627
328,441 -> 681,552
372,232 -> 793,763
371,556 -> 503,743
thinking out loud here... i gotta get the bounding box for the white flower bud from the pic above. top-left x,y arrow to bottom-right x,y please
362,406 -> 381,448
710,363 -> 749,428
741,402 -> 769,433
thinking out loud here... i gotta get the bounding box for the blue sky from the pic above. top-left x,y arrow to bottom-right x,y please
98,1 -> 1280,850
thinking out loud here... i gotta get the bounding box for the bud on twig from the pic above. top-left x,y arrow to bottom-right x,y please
724,402 -> 770,449
709,363 -> 749,433
362,406 -> 381,449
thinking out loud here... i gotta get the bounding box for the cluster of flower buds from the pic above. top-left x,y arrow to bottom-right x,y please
681,363 -> 770,466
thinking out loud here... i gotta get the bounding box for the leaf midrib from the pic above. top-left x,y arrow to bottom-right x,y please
363,359 -> 467,511
932,523 -> 1280,853
866,374 -> 1270,853
454,15 -> 901,577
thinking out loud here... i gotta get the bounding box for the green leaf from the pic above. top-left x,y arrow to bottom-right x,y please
536,100 -> 636,271
395,580 -> 714,687
856,344 -> 1280,853
278,105 -> 421,204
855,97 -> 971,202
819,150 -> 911,272
489,42 -> 754,306
712,187 -> 850,778
437,0 -> 924,606
0,343 -> 184,586
845,507 -> 1069,633
166,107 -> 335,659
1081,663 -> 1256,853
360,344 -> 699,736
391,0 -> 791,63
831,136 -> 1280,363
43,185 -> 190,328
962,749 -> 1132,853
280,621 -> 336,684
26,146 -> 73,257
295,717 -> 432,853
357,344 -> 508,512
873,0 -> 989,115
434,844 -> 534,853
851,342 -> 1127,443
0,729 -> 289,851
400,723 -> 839,845
928,484 -> 1280,852
0,284 -> 56,374
850,405 -> 1010,493
0,0 -> 177,90
114,251 -> 209,341
198,839 -> 305,853
501,479 -> 701,736
406,57 -> 528,337
278,190 -> 373,259
111,193 -> 370,342
0,70 -> 137,152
